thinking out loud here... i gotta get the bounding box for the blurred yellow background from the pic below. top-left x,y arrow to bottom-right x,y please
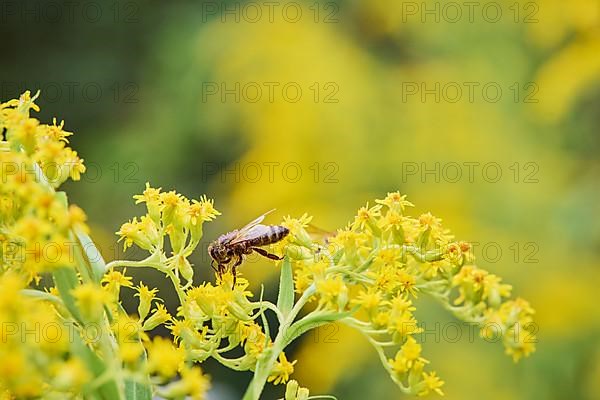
2,0 -> 599,398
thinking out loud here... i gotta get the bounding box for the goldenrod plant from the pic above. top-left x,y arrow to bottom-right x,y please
0,92 -> 536,399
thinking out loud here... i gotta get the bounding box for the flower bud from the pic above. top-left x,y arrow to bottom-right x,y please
285,380 -> 300,400
176,255 -> 194,282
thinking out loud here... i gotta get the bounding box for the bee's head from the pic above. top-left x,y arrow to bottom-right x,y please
208,242 -> 225,261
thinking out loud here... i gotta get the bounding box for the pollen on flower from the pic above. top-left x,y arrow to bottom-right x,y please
419,371 -> 445,396
375,191 -> 414,212
102,268 -> 133,291
352,202 -> 382,232
267,353 -> 297,385
135,282 -> 159,320
146,336 -> 185,379
72,283 -> 109,321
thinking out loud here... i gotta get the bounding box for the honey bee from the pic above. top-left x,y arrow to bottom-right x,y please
208,209 -> 289,286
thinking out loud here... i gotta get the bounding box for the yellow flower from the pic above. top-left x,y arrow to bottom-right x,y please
389,295 -> 416,315
388,337 -> 428,378
352,289 -> 384,312
188,195 -> 221,224
40,118 -> 72,142
102,268 -> 133,300
418,371 -> 444,396
120,342 -> 145,365
283,213 -> 314,248
147,336 -> 185,379
135,282 -> 159,320
179,366 -> 211,399
242,323 -> 268,358
401,336 -> 422,362
482,274 -> 512,307
51,358 -> 91,392
389,353 -> 410,375
142,303 -> 171,331
186,282 -> 230,318
396,270 -> 418,297
329,228 -> 370,260
388,312 -> 423,338
374,247 -> 402,268
133,182 -> 162,205
112,314 -> 144,344
72,283 -> 108,321
116,217 -> 156,251
352,202 -> 382,233
67,204 -> 89,233
160,190 -> 184,227
504,322 -> 537,362
376,192 -> 414,213
268,353 -> 297,385
316,276 -> 348,310
284,380 -> 310,400
133,182 -> 163,222
379,209 -> 406,243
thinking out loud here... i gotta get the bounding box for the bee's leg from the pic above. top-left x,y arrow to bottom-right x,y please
218,258 -> 231,276
211,260 -> 218,274
231,255 -> 243,288
252,247 -> 283,261
216,263 -> 224,282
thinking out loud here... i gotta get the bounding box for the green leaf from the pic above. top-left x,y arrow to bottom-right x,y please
276,256 -> 294,317
124,378 -> 152,400
72,332 -> 122,400
75,229 -> 107,282
284,310 -> 352,347
52,266 -> 83,324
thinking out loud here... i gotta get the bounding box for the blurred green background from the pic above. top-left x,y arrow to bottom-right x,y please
2,0 -> 600,398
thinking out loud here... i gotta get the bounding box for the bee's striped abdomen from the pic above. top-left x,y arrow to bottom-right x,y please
249,225 -> 289,247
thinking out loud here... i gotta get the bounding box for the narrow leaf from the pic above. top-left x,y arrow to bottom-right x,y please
276,257 -> 294,317
72,332 -> 122,400
284,310 -> 352,347
75,229 -> 107,282
125,378 -> 152,400
52,266 -> 83,324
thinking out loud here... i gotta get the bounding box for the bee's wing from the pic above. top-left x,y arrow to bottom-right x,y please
228,224 -> 272,245
306,223 -> 335,242
222,209 -> 275,244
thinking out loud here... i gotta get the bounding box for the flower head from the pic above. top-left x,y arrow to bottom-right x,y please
268,353 -> 297,385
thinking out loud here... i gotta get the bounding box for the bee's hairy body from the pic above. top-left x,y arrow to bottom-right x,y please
208,221 -> 289,286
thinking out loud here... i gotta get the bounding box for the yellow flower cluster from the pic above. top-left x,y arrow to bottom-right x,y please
0,273 -> 89,398
115,184 -> 297,394
1,93 -> 212,399
116,183 -> 220,282
0,92 -> 536,399
0,92 -> 88,283
283,191 -> 537,396
1,91 -> 85,186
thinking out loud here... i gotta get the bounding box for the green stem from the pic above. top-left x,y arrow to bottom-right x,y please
20,289 -> 63,305
250,300 -> 284,323
104,254 -> 161,271
242,284 -> 316,400
165,268 -> 186,305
